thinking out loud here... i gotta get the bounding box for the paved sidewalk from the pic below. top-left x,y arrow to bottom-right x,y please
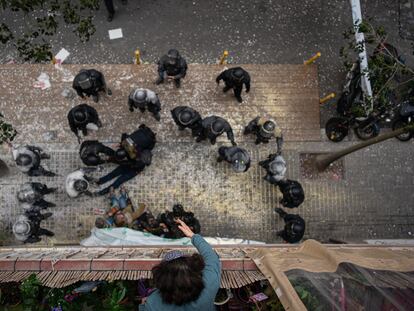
0,64 -> 413,246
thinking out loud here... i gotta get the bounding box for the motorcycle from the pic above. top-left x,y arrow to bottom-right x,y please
392,99 -> 414,141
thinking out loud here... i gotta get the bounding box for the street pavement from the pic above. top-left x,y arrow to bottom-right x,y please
0,1 -> 413,245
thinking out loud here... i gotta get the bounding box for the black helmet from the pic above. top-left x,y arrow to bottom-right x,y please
232,150 -> 250,173
77,71 -> 92,90
231,68 -> 244,81
167,49 -> 180,65
211,119 -> 225,135
173,204 -> 185,217
263,120 -> 276,133
291,222 -> 304,235
178,110 -> 192,125
74,179 -> 88,192
115,148 -> 127,160
73,109 -> 87,123
16,154 -> 32,166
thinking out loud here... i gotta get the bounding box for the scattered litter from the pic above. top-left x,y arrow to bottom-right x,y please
108,28 -> 123,40
33,72 -> 51,90
54,48 -> 70,63
42,131 -> 57,141
61,88 -> 75,99
93,208 -> 106,215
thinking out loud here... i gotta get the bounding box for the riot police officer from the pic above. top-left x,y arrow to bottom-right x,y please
72,69 -> 112,102
259,153 -> 287,184
12,145 -> 56,177
17,182 -> 56,209
128,88 -> 161,121
274,208 -> 305,244
217,146 -> 251,173
65,169 -> 95,198
244,116 -> 284,153
13,210 -> 54,243
68,104 -> 102,143
155,49 -> 188,88
196,115 -> 236,146
216,67 -> 251,103
276,179 -> 305,208
171,106 -> 202,136
79,140 -> 116,166
95,125 -> 156,196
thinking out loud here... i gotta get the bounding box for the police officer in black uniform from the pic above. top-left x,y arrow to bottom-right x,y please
95,125 -> 156,196
68,104 -> 102,143
216,67 -> 251,103
72,69 -> 112,102
196,115 -> 236,146
276,179 -> 305,208
17,182 -> 56,209
259,153 -> 287,184
155,49 -> 188,88
171,106 -> 203,137
12,145 -> 56,177
244,116 -> 284,153
13,210 -> 54,243
128,88 -> 162,121
217,146 -> 251,173
274,208 -> 305,243
79,140 -> 116,166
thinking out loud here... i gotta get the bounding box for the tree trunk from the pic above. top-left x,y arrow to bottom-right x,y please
0,158 -> 9,177
315,127 -> 408,171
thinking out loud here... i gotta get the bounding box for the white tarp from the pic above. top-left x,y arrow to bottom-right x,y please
80,228 -> 265,246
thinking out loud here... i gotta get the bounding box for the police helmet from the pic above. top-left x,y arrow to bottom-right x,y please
173,204 -> 185,217
16,154 -> 32,167
211,119 -> 225,135
232,152 -> 250,173
73,109 -> 87,123
74,179 -> 88,192
262,120 -> 276,134
269,156 -> 287,178
231,68 -> 245,81
133,89 -> 147,104
13,216 -> 31,241
178,110 -> 192,125
167,49 -> 180,65
77,71 -> 93,90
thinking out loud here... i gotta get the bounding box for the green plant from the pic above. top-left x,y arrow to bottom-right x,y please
340,20 -> 414,115
105,284 -> 127,311
0,112 -> 17,145
19,274 -> 42,311
294,285 -> 323,311
0,0 -> 100,62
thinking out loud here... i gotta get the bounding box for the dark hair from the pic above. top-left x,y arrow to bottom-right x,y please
152,254 -> 205,305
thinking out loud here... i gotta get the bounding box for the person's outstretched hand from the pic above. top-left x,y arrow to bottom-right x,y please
176,219 -> 194,238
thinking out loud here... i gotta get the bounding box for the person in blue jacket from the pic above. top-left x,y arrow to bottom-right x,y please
139,219 -> 221,310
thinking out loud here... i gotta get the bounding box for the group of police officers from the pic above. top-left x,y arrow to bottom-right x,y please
12,49 -> 306,244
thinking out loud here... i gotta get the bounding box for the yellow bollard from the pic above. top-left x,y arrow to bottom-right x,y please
51,57 -> 57,65
304,52 -> 321,65
319,93 -> 336,104
135,50 -> 141,65
219,50 -> 229,65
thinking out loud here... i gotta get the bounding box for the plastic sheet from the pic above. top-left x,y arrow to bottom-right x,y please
287,263 -> 414,311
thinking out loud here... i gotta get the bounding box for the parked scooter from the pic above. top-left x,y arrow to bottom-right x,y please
392,100 -> 414,141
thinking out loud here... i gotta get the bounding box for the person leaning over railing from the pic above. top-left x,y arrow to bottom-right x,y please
139,219 -> 221,310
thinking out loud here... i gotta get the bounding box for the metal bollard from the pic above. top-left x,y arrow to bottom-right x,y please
304,52 -> 321,65
319,93 -> 336,104
135,50 -> 141,65
219,50 -> 229,65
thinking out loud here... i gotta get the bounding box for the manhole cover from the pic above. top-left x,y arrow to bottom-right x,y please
300,153 -> 344,180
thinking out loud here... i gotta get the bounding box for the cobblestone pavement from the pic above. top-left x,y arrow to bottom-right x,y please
1,139 -> 413,246
0,64 -> 413,246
